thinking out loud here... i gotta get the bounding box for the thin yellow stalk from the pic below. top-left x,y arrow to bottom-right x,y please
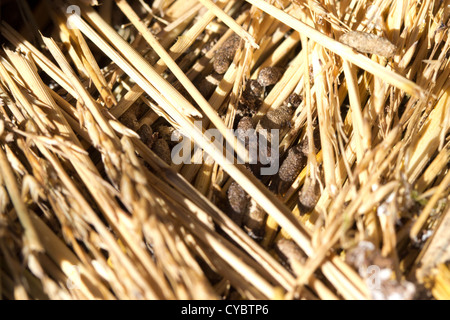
115,0 -> 248,163
53,14 -> 89,79
410,171 -> 450,240
105,0 -> 231,120
245,0 -> 424,98
0,148 -> 43,252
4,49 -> 78,142
160,0 -> 230,70
72,16 -> 203,119
42,37 -> 117,140
342,61 -> 371,162
4,47 -> 168,298
0,22 -> 78,99
413,205 -> 450,282
415,141 -> 450,192
314,47 -> 337,195
407,89 -> 449,183
162,3 -> 203,33
28,211 -> 114,299
301,23 -> 318,178
72,28 -> 117,107
63,12 -> 322,297
72,9 -> 316,261
0,57 -> 48,132
198,0 -> 258,49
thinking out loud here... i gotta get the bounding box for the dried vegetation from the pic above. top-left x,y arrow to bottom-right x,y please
0,0 -> 449,300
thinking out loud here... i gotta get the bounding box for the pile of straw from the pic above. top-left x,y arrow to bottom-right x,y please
0,0 -> 448,300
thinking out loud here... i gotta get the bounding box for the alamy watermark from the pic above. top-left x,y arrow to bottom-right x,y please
171,122 -> 280,176
361,264 -> 392,290
363,265 -> 382,290
66,5 -> 81,30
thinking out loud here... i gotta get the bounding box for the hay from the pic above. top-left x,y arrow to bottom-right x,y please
0,0 -> 448,300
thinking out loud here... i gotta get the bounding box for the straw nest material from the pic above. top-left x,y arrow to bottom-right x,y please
0,0 -> 449,300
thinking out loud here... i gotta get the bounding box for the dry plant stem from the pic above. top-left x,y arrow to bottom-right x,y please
153,187 -> 275,298
0,147 -> 43,252
3,53 -> 168,298
342,61 -> 371,161
50,10 -> 88,79
110,84 -> 146,118
342,61 -> 377,242
158,0 -> 230,71
162,3 -> 203,33
413,205 -> 450,281
65,13 -> 324,294
305,82 -> 377,219
128,75 -> 364,299
71,5 -> 202,118
301,28 -> 318,176
431,262 -> 450,300
67,17 -> 193,129
115,0 -> 247,162
42,37 -> 117,140
0,22 -> 78,99
314,47 -> 337,195
71,13 -> 242,177
251,30 -> 300,79
0,242 -> 29,300
165,0 -> 197,18
245,0 -> 424,98
415,142 -> 450,192
63,157 -> 170,298
198,0 -> 259,49
47,0 -> 111,103
42,144 -> 162,297
1,0 -> 443,301
139,165 -> 271,297
182,48 -> 244,177
410,171 -> 450,240
292,130 -> 403,297
330,127 -> 401,223
0,58 -> 47,131
143,157 -> 298,292
4,50 -> 76,140
406,89 -> 450,183
177,177 -> 327,297
260,55 -> 306,244
72,28 -> 117,107
28,211 -> 114,299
